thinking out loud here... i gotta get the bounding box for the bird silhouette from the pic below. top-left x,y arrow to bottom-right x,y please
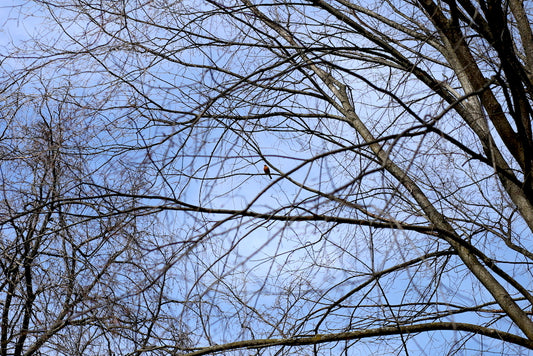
263,164 -> 272,179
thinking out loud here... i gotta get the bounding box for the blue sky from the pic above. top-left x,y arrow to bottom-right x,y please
1,0 -> 532,354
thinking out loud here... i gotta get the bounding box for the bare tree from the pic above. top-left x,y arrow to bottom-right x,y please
1,0 -> 532,354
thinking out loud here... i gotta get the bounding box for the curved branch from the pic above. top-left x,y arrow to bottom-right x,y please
182,322 -> 533,355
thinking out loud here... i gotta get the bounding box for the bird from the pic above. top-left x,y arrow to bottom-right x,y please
263,164 -> 272,179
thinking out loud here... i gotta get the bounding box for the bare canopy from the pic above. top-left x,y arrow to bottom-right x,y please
0,0 -> 532,354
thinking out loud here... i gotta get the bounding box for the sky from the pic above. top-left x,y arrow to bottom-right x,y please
1,0 -> 532,355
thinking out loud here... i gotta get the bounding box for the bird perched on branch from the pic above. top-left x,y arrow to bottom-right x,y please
263,164 -> 272,179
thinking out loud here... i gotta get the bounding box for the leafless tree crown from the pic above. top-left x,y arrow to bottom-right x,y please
1,0 -> 532,354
